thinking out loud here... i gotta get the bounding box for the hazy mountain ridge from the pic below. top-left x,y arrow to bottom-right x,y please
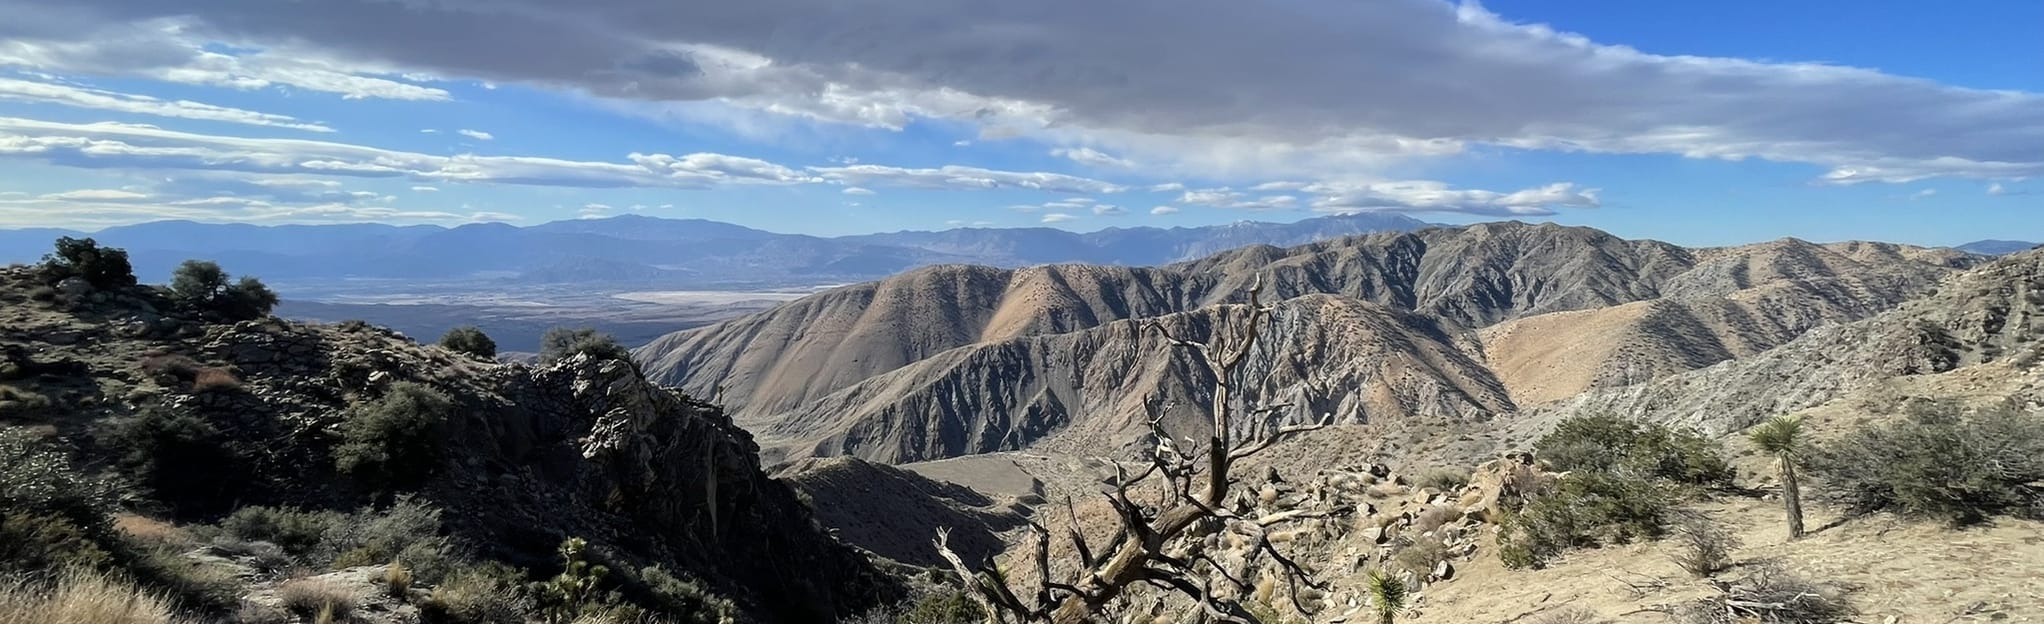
0,213 -> 1432,287
641,222 -> 1977,463
1956,239 -> 2039,256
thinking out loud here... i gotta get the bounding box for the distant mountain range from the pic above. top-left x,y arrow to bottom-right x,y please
0,213 -> 1430,287
1957,240 -> 2039,256
637,222 -> 1981,464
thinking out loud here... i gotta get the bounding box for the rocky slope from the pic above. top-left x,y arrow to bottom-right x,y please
639,222 -> 1973,464
1536,247 -> 2044,436
0,266 -> 894,622
776,457 -> 1032,568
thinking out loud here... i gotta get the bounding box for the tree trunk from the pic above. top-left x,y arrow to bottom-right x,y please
1781,456 -> 1805,540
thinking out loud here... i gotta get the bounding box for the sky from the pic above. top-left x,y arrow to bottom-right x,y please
0,0 -> 2037,246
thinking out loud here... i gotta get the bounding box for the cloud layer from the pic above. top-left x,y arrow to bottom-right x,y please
1,0 -> 2035,182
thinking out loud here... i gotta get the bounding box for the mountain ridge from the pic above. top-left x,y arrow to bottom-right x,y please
639,222 -> 1978,464
0,213 -> 1433,287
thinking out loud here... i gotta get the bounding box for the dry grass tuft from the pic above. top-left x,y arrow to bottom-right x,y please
277,578 -> 355,621
189,368 -> 242,393
0,568 -> 194,624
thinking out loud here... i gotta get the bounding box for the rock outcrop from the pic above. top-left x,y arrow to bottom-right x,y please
0,265 -> 896,622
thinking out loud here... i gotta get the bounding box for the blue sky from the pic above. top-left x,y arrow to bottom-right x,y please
0,0 -> 2037,246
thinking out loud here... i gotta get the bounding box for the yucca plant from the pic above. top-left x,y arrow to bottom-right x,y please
1364,568 -> 1407,624
1748,416 -> 1806,540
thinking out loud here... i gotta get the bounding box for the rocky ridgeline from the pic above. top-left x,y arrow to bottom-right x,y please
0,265 -> 896,622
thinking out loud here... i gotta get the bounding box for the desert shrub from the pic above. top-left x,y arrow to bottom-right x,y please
279,577 -> 358,621
1392,535 -> 1449,578
169,260 -> 278,320
41,237 -> 137,290
109,407 -> 250,516
1409,505 -> 1460,534
1667,511 -> 1739,577
0,385 -> 52,417
140,353 -> 203,379
1803,401 -> 2044,525
422,561 -> 530,624
539,328 -> 632,365
336,320 -> 375,333
1535,414 -> 1731,486
0,511 -> 115,572
220,506 -> 343,561
0,427 -> 119,572
897,588 -> 986,624
334,382 -> 453,490
0,569 -> 191,624
439,327 -> 498,361
320,497 -> 459,584
636,566 -> 733,624
1531,606 -> 1611,624
1678,562 -> 1851,624
1414,466 -> 1472,493
532,538 -> 628,624
27,285 -> 56,302
190,367 -> 243,393
1498,471 -> 1675,569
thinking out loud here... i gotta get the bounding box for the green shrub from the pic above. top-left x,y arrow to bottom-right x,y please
539,328 -> 631,365
531,538 -> 622,624
423,562 -> 530,624
638,566 -> 734,624
41,237 -> 136,290
335,382 -> 453,490
219,506 -> 343,560
1535,414 -> 1730,486
1497,471 -> 1675,569
169,260 -> 278,320
439,327 -> 498,361
108,407 -> 251,516
0,512 -> 114,572
0,427 -> 118,572
1804,401 -> 2044,525
897,588 -> 984,624
320,497 -> 459,584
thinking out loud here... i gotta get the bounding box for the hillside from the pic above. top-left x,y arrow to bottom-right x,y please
1533,247 -> 2044,436
0,264 -> 894,622
640,222 -> 1974,463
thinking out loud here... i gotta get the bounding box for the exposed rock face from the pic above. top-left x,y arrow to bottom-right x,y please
638,222 -> 1973,464
0,266 -> 895,623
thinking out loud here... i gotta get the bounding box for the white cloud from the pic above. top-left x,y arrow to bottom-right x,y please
0,77 -> 334,132
411,185 -> 438,192
1305,180 -> 1599,216
811,164 -> 1127,194
420,129 -> 440,134
840,186 -> 875,195
1175,188 -> 1296,210
40,188 -> 146,201
3,0 -> 2028,182
1988,183 -> 2006,196
0,117 -> 822,189
1909,188 -> 1938,200
457,129 -> 494,141
1149,205 -> 1180,215
1051,146 -> 1133,168
1040,212 -> 1078,224
952,140 -> 972,147
1148,182 -> 1185,192
1091,204 -> 1126,216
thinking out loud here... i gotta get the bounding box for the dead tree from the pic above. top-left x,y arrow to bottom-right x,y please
936,277 -> 1335,623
